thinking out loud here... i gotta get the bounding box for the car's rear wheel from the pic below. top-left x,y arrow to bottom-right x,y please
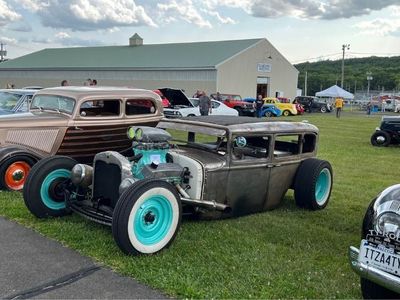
0,155 -> 36,191
282,110 -> 290,116
294,158 -> 333,210
320,106 -> 327,113
371,131 -> 391,147
112,179 -> 182,255
265,111 -> 273,117
23,156 -> 76,218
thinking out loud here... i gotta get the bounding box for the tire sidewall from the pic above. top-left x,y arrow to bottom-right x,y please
371,131 -> 390,147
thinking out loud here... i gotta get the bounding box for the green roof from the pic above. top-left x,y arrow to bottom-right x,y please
0,38 -> 263,70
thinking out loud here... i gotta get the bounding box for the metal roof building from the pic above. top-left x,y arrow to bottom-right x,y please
0,35 -> 298,99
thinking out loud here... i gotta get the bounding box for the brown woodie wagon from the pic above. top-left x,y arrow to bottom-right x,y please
0,86 -> 163,190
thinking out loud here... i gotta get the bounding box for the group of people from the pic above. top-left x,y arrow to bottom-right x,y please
61,78 -> 98,87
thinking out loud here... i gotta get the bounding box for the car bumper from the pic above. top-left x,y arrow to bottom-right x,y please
348,246 -> 400,293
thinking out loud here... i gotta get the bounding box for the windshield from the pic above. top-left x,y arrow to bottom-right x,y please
0,91 -> 22,111
31,94 -> 75,114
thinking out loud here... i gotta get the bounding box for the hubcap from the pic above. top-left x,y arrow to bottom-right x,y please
376,136 -> 386,143
315,168 -> 331,205
4,161 -> 31,190
40,169 -> 70,210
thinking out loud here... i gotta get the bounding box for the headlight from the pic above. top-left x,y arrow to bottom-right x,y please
376,212 -> 400,235
71,164 -> 93,188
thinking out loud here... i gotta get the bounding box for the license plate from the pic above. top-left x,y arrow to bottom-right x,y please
359,239 -> 400,276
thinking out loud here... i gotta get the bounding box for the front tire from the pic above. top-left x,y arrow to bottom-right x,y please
265,111 -> 273,117
371,131 -> 391,147
112,179 -> 182,255
0,155 -> 36,191
294,158 -> 333,210
23,156 -> 77,218
320,106 -> 327,113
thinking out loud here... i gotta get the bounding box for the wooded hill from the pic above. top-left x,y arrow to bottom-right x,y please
295,56 -> 400,96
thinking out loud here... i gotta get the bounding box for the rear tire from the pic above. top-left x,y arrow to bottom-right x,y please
282,110 -> 290,116
112,179 -> 182,255
320,106 -> 327,113
265,111 -> 273,117
294,158 -> 333,210
371,131 -> 391,147
23,156 -> 77,218
0,155 -> 36,191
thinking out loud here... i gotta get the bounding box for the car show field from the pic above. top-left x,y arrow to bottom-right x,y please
0,111 -> 398,298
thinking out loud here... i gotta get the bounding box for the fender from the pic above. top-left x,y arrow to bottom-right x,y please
0,145 -> 42,165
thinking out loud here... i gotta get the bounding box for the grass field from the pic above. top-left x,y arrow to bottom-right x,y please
0,110 -> 398,298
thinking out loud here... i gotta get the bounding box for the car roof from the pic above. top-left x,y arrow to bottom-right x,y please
159,115 -> 318,135
0,89 -> 36,95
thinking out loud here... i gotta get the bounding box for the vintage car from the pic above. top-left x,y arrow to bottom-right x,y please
263,97 -> 298,116
370,116 -> 400,147
0,89 -> 36,114
210,93 -> 255,116
349,184 -> 400,298
293,96 -> 332,113
260,104 -> 281,117
0,86 -> 163,191
24,116 -> 333,255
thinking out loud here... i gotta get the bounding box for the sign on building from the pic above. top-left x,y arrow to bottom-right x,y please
257,63 -> 271,73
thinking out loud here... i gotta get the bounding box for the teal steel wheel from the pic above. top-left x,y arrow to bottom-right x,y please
40,169 -> 70,210
112,179 -> 182,255
315,168 -> 331,205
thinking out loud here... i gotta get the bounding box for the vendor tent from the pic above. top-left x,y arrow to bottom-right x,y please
315,85 -> 354,99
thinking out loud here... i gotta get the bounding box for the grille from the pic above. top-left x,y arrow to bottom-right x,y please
93,161 -> 121,209
6,129 -> 59,153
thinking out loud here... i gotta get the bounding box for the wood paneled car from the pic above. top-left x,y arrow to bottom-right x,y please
24,116 -> 333,255
0,86 -> 163,190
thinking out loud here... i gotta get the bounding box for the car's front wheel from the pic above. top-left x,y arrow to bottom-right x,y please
23,156 -> 76,218
282,110 -> 290,116
294,158 -> 333,210
112,179 -> 182,255
371,131 -> 391,147
320,106 -> 327,113
264,111 -> 273,117
360,278 -> 398,299
0,155 -> 36,191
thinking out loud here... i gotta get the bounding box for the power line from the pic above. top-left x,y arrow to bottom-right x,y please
292,51 -> 400,64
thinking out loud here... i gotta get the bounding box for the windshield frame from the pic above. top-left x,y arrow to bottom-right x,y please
30,94 -> 76,115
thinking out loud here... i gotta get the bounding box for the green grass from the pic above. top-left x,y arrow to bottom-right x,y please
0,110 -> 396,298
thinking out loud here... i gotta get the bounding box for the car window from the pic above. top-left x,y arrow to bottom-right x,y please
303,134 -> 316,153
31,94 -> 75,114
232,135 -> 270,160
211,101 -> 220,109
79,99 -> 120,117
0,92 -> 22,111
126,99 -> 156,115
232,95 -> 242,101
274,135 -> 300,157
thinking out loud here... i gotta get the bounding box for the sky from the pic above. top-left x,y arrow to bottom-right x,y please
1,0 -> 400,64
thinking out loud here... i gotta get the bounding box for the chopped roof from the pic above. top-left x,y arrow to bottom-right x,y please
0,38 -> 263,70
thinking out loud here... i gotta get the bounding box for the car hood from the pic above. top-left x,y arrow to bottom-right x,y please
0,111 -> 70,128
158,88 -> 193,107
171,146 -> 227,171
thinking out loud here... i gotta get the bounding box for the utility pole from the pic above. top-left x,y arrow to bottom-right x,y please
367,71 -> 373,100
341,44 -> 350,88
0,43 -> 6,62
304,71 -> 308,96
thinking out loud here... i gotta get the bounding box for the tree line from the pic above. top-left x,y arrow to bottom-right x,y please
295,56 -> 400,96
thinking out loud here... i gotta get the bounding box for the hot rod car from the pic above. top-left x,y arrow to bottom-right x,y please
23,116 -> 333,255
371,116 -> 400,147
0,86 -> 163,191
349,184 -> 400,298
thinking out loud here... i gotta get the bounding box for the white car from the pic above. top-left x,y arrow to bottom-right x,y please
163,93 -> 238,118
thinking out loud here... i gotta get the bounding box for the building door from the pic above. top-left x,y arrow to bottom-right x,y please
256,77 -> 269,97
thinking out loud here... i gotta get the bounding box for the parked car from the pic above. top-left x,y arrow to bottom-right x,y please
293,96 -> 332,113
0,89 -> 36,114
370,116 -> 400,147
349,184 -> 400,298
190,98 -> 239,116
153,89 -> 170,108
23,116 -> 333,255
260,104 -> 281,117
0,86 -> 163,191
210,93 -> 255,116
263,97 -> 297,116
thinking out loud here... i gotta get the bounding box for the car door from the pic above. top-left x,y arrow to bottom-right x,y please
226,134 -> 271,216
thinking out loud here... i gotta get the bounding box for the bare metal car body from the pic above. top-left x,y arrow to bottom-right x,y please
0,86 -> 163,190
23,116 -> 333,255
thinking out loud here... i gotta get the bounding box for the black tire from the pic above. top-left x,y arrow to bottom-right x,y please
0,155 -> 36,191
294,158 -> 333,210
112,179 -> 182,255
371,131 -> 391,147
234,107 -> 243,116
282,110 -> 290,116
320,106 -> 327,113
187,114 -> 196,117
361,278 -> 399,299
265,111 -> 273,117
23,156 -> 77,218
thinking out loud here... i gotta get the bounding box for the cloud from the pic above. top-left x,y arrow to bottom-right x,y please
13,0 -> 156,31
0,36 -> 18,45
0,0 -> 21,26
157,0 -> 212,28
9,22 -> 32,32
202,9 -> 236,24
355,18 -> 400,36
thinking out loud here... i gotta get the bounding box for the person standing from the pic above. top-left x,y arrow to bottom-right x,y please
199,91 -> 212,116
335,97 -> 344,118
61,80 -> 69,86
381,100 -> 386,112
255,94 -> 264,118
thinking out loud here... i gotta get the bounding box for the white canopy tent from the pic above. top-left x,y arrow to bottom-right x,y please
315,85 -> 354,99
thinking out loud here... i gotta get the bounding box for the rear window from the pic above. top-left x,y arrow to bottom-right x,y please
79,99 -> 120,117
126,99 -> 156,115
